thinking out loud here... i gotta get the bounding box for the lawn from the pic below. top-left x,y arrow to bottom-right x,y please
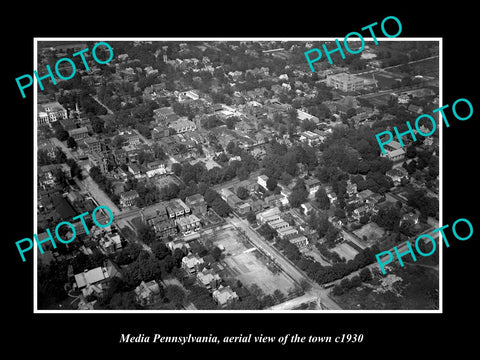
353,222 -> 386,245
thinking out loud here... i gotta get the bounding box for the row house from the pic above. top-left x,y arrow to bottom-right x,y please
166,199 -> 191,219
176,214 -> 201,233
289,236 -> 309,249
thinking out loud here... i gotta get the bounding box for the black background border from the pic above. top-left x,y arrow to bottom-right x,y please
5,4 -> 478,355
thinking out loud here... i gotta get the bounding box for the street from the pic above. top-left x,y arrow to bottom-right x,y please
50,137 -> 121,215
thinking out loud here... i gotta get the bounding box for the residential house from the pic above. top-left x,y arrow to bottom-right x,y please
346,181 -> 358,197
277,227 -> 299,240
382,147 -> 406,162
236,202 -> 251,215
301,202 -> 314,215
58,118 -> 77,131
289,236 -> 309,248
38,101 -> 68,126
250,199 -> 264,212
304,178 -> 321,197
134,280 -> 161,306
268,219 -> 290,231
169,117 -> 197,134
98,233 -> 122,255
83,136 -> 102,154
181,253 -> 205,275
128,163 -> 143,179
184,90 -> 200,100
151,126 -> 171,140
264,194 -> 283,208
256,207 -> 281,224
176,214 -> 201,233
386,167 -> 409,185
325,187 -> 337,204
73,259 -> 122,298
89,152 -> 109,173
299,131 -> 323,146
38,164 -> 62,188
196,268 -> 221,291
146,160 -> 166,178
257,175 -> 269,190
124,131 -> 141,146
120,190 -> 139,208
401,212 -> 419,225
212,285 -> 238,308
408,104 -> 423,115
185,194 -> 208,216
141,203 -> 177,239
352,205 -> 369,221
357,189 -> 374,203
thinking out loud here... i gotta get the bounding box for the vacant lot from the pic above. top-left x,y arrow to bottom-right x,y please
212,226 -> 296,296
331,242 -> 358,261
152,175 -> 181,189
353,223 -> 386,246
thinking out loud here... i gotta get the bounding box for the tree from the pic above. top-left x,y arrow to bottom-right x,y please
373,205 -> 401,231
91,116 -> 105,133
332,285 -> 344,296
211,246 -> 223,262
108,291 -> 138,310
350,275 -> 361,288
66,136 -> 77,149
359,268 -> 372,282
112,135 -> 126,149
315,187 -> 330,210
237,186 -> 248,200
165,285 -> 186,307
258,223 -> 276,241
137,223 -> 156,245
171,163 -> 182,177
346,108 -> 357,118
273,289 -> 285,303
266,177 -> 278,192
288,179 -> 308,208
55,128 -> 69,141
152,241 -> 170,260
246,211 -> 256,224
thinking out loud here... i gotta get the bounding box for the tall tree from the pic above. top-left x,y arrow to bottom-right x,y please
315,187 -> 330,210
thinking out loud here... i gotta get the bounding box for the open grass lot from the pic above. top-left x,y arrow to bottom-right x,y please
212,226 -> 296,296
152,175 -> 181,189
353,222 -> 386,245
359,70 -> 405,90
331,242 -> 358,261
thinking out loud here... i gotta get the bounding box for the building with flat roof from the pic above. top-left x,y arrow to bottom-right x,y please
289,236 -> 309,248
168,117 -> 196,134
326,73 -> 365,92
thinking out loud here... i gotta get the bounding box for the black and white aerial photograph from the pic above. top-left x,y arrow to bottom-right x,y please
35,39 -> 441,311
